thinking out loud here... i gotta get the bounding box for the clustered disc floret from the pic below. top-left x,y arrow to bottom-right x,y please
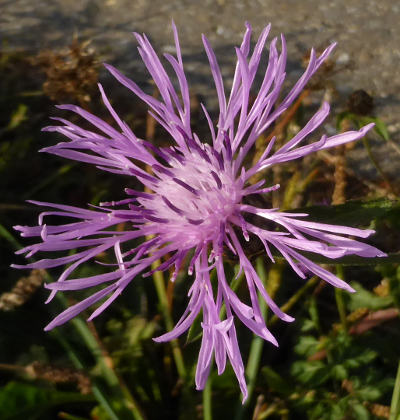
13,22 -> 385,400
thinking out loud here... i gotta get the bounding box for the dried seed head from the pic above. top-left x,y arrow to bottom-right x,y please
0,269 -> 45,311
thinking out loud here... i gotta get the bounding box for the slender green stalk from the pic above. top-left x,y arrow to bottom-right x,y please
56,296 -> 145,420
0,223 -> 21,250
92,387 -> 121,420
152,262 -> 186,380
390,360 -> 400,420
235,258 -> 270,420
58,412 -> 91,420
203,375 -> 213,420
50,328 -> 120,420
245,259 -> 269,399
334,265 -> 348,331
50,328 -> 85,370
268,276 -> 319,327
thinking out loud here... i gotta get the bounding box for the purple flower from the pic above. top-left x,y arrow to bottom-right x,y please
14,23 -> 385,400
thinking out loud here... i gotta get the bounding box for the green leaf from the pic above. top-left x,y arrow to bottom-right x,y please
343,349 -> 378,369
347,282 -> 393,311
260,366 -> 292,396
331,364 -> 347,380
330,400 -> 349,420
295,251 -> 400,266
301,319 -> 316,332
336,112 -> 390,142
0,381 -> 93,420
294,335 -> 321,357
308,402 -> 330,420
91,405 -> 114,420
356,386 -> 381,401
291,361 -> 330,386
308,297 -> 321,332
291,198 -> 399,227
351,402 -> 371,419
7,104 -> 28,130
360,116 -> 390,141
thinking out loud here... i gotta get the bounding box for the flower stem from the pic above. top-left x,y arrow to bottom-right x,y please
203,376 -> 213,420
245,259 -> 269,397
268,276 -> 319,327
0,223 -> 21,250
390,360 -> 400,420
58,412 -> 92,420
152,262 -> 186,380
235,258 -> 274,420
49,327 -> 121,420
334,265 -> 348,331
56,294 -> 145,420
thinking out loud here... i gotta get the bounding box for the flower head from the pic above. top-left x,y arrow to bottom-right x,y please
14,23 -> 385,400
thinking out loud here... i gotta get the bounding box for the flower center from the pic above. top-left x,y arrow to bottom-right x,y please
138,147 -> 242,247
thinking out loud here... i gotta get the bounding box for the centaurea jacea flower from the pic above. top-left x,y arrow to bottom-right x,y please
14,23 -> 385,400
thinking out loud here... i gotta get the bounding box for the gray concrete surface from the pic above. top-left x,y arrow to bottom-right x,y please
2,0 -> 400,181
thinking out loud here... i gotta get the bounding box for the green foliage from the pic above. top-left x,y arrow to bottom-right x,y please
0,382 -> 93,420
284,327 -> 394,419
347,281 -> 393,311
295,198 -> 398,227
337,111 -> 390,142
261,366 -> 292,397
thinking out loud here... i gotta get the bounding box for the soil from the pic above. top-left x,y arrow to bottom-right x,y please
2,0 -> 400,181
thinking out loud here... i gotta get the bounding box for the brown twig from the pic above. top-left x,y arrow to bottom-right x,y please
349,308 -> 399,335
0,362 -> 91,394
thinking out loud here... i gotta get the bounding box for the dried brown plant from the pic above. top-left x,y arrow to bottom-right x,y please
32,38 -> 99,107
0,269 -> 45,311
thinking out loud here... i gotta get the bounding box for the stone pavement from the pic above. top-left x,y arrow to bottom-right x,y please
2,0 -> 400,179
